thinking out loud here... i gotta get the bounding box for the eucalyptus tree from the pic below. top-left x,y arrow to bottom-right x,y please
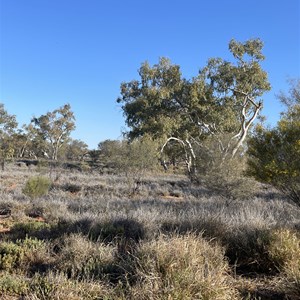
31,104 -> 76,160
117,39 -> 270,174
0,103 -> 18,169
65,139 -> 89,161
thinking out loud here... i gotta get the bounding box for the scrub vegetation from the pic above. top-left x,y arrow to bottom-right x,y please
0,40 -> 299,299
0,163 -> 299,299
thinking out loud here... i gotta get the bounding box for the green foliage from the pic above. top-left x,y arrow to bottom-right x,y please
98,137 -> 160,195
30,273 -> 57,299
117,39 -> 270,174
0,103 -> 18,137
31,103 -> 76,160
23,176 -> 52,199
0,274 -> 29,295
0,237 -> 46,271
12,221 -> 51,236
201,157 -> 258,202
248,79 -> 300,206
64,138 -> 89,161
0,103 -> 18,169
191,134 -> 258,201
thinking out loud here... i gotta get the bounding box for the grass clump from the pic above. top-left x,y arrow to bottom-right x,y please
22,176 -> 51,199
56,233 -> 115,280
225,226 -> 274,274
129,233 -> 238,300
23,272 -> 117,300
268,229 -> 300,296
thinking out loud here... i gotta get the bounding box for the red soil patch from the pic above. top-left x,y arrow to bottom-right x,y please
33,216 -> 46,222
5,182 -> 17,192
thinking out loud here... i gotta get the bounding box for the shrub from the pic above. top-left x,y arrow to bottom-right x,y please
0,274 -> 29,295
98,137 -> 160,195
198,155 -> 258,202
0,237 -> 48,272
129,234 -> 238,300
11,221 -> 51,238
89,219 -> 146,243
247,80 -> 300,206
62,183 -> 81,193
22,176 -> 51,199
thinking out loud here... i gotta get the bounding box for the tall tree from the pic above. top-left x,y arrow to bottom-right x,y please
117,39 -> 270,174
31,104 -> 76,160
0,103 -> 18,169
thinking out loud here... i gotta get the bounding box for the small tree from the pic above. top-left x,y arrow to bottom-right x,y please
99,137 -> 159,195
0,104 -> 18,170
248,79 -> 300,206
31,104 -> 76,160
65,139 -> 89,161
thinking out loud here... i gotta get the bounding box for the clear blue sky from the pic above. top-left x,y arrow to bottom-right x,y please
0,0 -> 299,149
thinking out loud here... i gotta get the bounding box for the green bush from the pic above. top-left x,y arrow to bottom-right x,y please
23,176 -> 51,199
0,274 -> 29,295
195,150 -> 258,202
0,237 -> 47,272
247,80 -> 300,206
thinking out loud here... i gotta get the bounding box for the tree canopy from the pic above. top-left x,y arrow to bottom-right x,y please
0,104 -> 18,169
117,39 -> 270,173
31,104 -> 76,160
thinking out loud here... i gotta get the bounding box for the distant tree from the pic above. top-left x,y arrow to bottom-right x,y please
248,79 -> 300,206
117,39 -> 270,175
10,124 -> 38,158
88,149 -> 101,164
98,137 -> 159,195
0,103 -> 18,169
65,139 -> 89,161
31,104 -> 76,160
98,139 -> 123,159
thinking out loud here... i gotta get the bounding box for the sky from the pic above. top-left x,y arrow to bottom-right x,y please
0,0 -> 299,149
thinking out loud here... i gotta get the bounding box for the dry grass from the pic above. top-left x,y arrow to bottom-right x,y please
129,233 -> 238,300
268,229 -> 300,298
1,163 -> 300,299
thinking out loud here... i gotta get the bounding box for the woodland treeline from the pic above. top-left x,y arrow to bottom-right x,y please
1,39 -> 299,206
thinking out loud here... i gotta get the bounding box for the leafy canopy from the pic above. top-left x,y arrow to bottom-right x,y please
117,39 -> 270,165
31,104 -> 76,160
